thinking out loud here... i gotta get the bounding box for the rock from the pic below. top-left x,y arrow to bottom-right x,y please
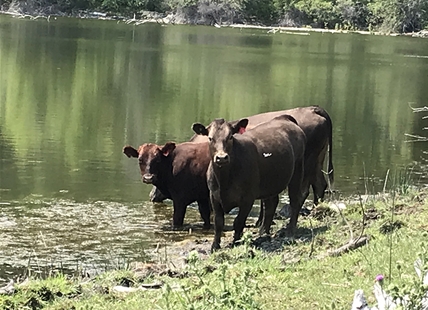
278,204 -> 312,218
329,202 -> 347,212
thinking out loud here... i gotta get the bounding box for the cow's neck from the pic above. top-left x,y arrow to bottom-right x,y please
155,155 -> 175,193
212,157 -> 235,191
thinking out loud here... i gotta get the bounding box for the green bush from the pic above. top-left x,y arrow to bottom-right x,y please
294,0 -> 339,28
368,0 -> 428,33
336,0 -> 369,30
242,0 -> 277,24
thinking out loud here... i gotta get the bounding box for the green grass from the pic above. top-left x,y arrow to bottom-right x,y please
1,188 -> 428,309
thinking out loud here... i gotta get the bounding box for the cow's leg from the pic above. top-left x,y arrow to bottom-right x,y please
259,195 -> 278,235
312,169 -> 328,204
232,201 -> 253,244
149,186 -> 168,203
255,200 -> 264,228
301,173 -> 311,205
211,196 -> 224,252
172,202 -> 186,228
302,154 -> 315,205
197,198 -> 211,229
287,158 -> 305,236
312,145 -> 328,204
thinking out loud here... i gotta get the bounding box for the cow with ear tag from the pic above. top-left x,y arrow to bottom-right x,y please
123,141 -> 211,228
193,114 -> 307,252
152,105 -> 334,207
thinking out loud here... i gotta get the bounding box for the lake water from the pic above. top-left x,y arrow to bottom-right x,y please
0,15 -> 427,280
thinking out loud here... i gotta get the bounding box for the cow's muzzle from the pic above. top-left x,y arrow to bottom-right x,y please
142,173 -> 155,184
214,152 -> 230,167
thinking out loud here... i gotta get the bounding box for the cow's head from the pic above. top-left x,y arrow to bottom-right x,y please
123,142 -> 176,184
192,118 -> 248,167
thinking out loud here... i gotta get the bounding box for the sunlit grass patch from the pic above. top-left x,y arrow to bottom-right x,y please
0,273 -> 79,309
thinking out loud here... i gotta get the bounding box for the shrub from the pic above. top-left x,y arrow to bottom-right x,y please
336,0 -> 369,30
368,0 -> 428,33
242,0 -> 277,24
197,0 -> 243,24
168,0 -> 243,25
274,0 -> 306,27
294,0 -> 340,28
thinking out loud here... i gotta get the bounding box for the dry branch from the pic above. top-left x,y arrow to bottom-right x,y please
405,133 -> 428,142
324,235 -> 370,257
410,105 -> 428,113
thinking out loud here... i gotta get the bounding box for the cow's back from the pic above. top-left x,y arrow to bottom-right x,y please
246,107 -> 329,152
190,106 -> 326,143
286,106 -> 329,154
238,115 -> 306,199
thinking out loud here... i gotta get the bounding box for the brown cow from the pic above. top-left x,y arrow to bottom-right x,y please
123,142 -> 211,228
151,106 -> 333,207
192,114 -> 307,251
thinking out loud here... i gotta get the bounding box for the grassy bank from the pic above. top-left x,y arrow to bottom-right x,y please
1,187 -> 427,309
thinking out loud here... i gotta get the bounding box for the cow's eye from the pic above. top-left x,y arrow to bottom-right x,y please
208,137 -> 212,142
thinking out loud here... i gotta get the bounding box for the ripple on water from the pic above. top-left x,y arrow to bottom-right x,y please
0,197 -> 212,281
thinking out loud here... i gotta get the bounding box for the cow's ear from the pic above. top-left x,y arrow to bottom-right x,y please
161,142 -> 176,157
123,146 -> 139,158
192,123 -> 209,136
231,118 -> 249,134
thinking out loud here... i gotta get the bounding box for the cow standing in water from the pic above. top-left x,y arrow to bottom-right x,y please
151,106 -> 333,206
126,105 -> 333,229
192,115 -> 307,251
123,142 -> 211,228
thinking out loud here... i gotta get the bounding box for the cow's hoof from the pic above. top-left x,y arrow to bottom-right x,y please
227,241 -> 237,248
211,244 -> 221,253
202,223 -> 212,230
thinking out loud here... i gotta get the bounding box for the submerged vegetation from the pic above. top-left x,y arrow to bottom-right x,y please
1,0 -> 428,33
1,187 -> 428,309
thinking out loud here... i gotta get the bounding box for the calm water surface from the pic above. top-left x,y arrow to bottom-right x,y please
0,15 -> 427,279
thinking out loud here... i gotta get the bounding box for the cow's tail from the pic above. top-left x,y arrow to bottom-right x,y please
314,106 -> 334,187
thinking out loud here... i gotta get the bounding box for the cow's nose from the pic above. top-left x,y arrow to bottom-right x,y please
214,153 -> 229,166
142,174 -> 155,184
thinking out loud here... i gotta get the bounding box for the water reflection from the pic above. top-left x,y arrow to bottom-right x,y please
0,197 -> 214,278
0,15 -> 427,278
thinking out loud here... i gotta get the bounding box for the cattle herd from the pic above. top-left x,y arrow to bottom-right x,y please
123,105 -> 333,252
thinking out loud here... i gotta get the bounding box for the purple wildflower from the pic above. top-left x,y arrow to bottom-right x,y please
375,274 -> 384,282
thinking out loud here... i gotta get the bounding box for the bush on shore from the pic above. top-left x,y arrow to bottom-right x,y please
1,0 -> 428,33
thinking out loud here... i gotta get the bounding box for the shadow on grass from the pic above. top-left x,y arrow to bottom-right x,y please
251,225 -> 329,253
